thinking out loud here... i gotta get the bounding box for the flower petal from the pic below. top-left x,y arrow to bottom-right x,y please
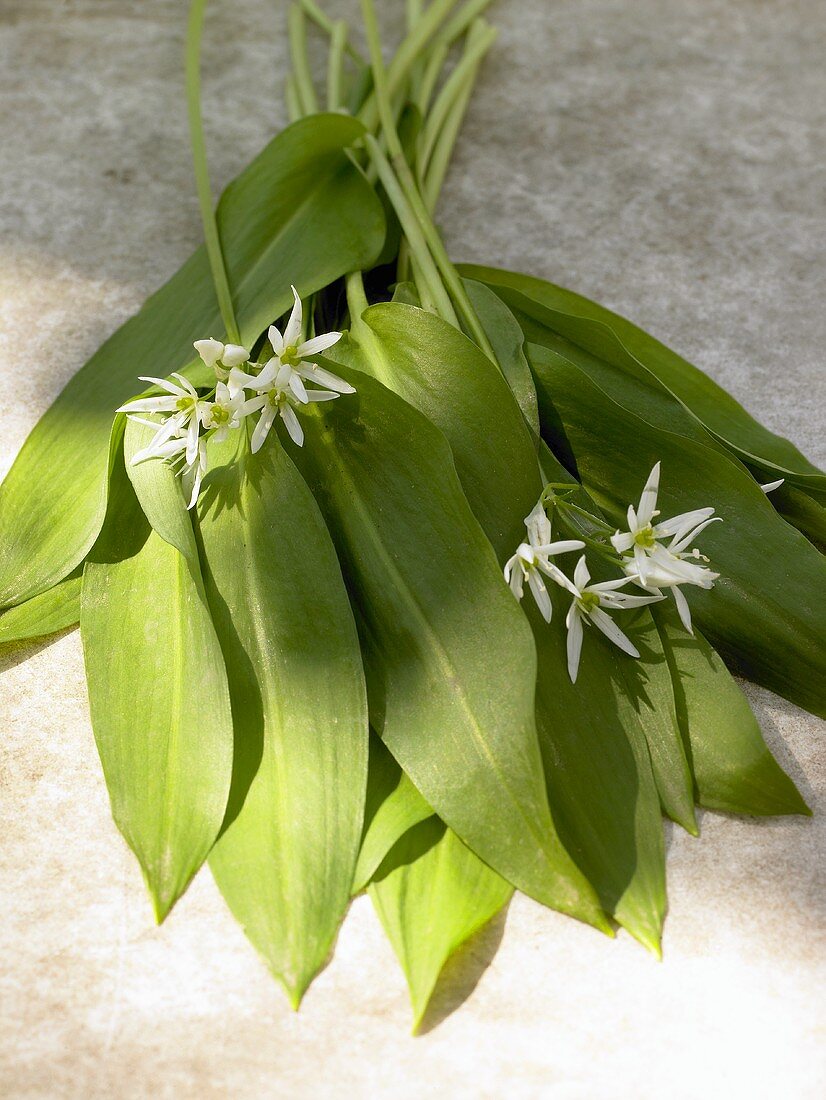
251,408 -> 276,453
288,370 -> 309,404
672,585 -> 694,634
637,461 -> 660,527
527,569 -> 552,623
221,343 -> 250,368
573,555 -> 590,590
138,375 -> 187,397
589,607 -> 639,658
280,403 -> 304,447
297,330 -> 342,357
297,363 -> 356,394
304,389 -> 340,403
566,605 -> 584,683
116,395 -> 179,414
282,285 -> 303,348
268,324 -> 285,357
193,338 -> 224,368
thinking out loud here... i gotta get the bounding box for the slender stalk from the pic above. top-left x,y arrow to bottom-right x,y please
360,0 -> 494,356
359,0 -> 459,132
185,0 -> 240,344
288,4 -> 319,116
417,0 -> 494,112
415,40 -> 448,114
419,22 -> 496,172
363,135 -> 452,319
299,0 -> 365,63
345,269 -> 370,320
346,271 -> 397,388
406,0 -> 424,26
285,73 -> 303,122
405,0 -> 426,104
326,20 -> 348,111
422,53 -> 478,210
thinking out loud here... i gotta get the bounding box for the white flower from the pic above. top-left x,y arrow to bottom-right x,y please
230,285 -> 353,401
117,373 -> 209,466
503,500 -> 584,622
194,338 -> 250,381
198,381 -> 251,441
610,461 -> 721,633
760,478 -> 784,494
242,381 -> 339,452
564,556 -> 664,683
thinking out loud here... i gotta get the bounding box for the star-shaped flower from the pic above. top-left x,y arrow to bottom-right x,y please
229,285 -> 353,400
118,373 -> 209,466
503,500 -> 585,622
198,381 -> 252,441
610,462 -> 721,633
242,380 -> 339,452
564,556 -> 663,683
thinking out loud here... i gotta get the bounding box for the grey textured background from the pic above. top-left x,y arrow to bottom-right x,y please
1,1 -> 824,1097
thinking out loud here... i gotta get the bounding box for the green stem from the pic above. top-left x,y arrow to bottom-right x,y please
288,4 -> 319,115
360,0 -> 494,355
285,73 -> 303,122
419,22 -> 496,172
326,20 -> 348,111
299,0 -> 365,63
185,0 -> 240,344
363,135 -> 452,319
359,0 -> 459,132
417,0 -> 494,112
422,51 -> 479,210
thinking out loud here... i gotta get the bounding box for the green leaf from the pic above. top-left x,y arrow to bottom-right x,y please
337,304 -> 667,950
289,361 -> 607,929
0,113 -> 385,610
193,432 -> 369,1008
459,264 -> 825,490
0,572 -> 81,645
654,606 -> 809,817
124,421 -> 198,561
462,278 -> 541,438
613,611 -> 697,834
369,818 -> 513,1032
353,733 -> 433,894
528,343 -> 826,718
80,447 -> 233,921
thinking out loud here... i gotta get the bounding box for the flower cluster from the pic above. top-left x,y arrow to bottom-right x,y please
117,286 -> 353,508
505,463 -> 721,682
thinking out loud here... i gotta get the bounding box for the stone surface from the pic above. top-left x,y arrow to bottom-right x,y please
1,1 -> 824,1097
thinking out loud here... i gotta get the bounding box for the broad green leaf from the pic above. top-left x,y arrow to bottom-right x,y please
0,113 -> 385,610
80,448 -> 233,921
369,818 -> 513,1032
124,420 -> 198,561
338,305 -> 666,949
333,302 -> 539,559
654,607 -> 809,816
527,343 -> 826,718
459,264 -> 825,490
194,433 -> 368,1008
353,733 -> 433,894
462,278 -> 540,437
613,611 -> 697,834
289,362 -> 607,929
0,572 -> 81,645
